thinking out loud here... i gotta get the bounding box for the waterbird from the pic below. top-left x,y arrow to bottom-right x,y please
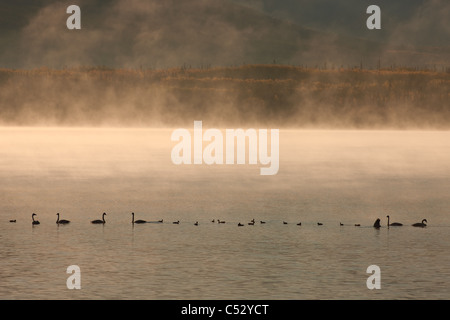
91,212 -> 106,224
132,212 -> 146,224
194,221 -> 198,226
412,219 -> 427,228
340,222 -> 344,226
354,224 -> 361,227
218,220 -> 225,224
238,223 -> 244,226
9,220 -> 16,223
56,213 -> 70,224
173,220 -> 180,224
386,215 -> 403,227
158,219 -> 164,223
373,218 -> 381,229
283,221 -> 288,224
260,220 -> 266,224
297,222 -> 302,226
31,213 -> 40,225
317,223 -> 323,226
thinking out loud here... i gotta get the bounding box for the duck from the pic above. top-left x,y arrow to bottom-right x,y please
238,223 -> 244,227
412,219 -> 427,228
297,222 -> 302,226
283,221 -> 288,224
317,222 -> 323,226
9,219 -> 16,223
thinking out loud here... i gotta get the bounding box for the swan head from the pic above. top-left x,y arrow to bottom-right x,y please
422,219 -> 427,224
32,213 -> 36,217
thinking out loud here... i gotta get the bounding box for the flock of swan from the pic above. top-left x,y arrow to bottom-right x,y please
11,212 -> 429,228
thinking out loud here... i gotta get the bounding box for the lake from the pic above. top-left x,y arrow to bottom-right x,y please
0,127 -> 449,299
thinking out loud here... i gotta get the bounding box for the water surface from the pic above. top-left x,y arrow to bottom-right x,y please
0,128 -> 449,299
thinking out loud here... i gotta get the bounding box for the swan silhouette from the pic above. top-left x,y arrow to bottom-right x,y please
297,222 -> 302,226
91,212 -> 106,224
32,213 -> 40,225
173,220 -> 180,224
238,223 -> 244,226
412,219 -> 427,228
132,212 -> 146,224
56,213 -> 70,224
373,218 -> 381,229
386,215 -> 402,226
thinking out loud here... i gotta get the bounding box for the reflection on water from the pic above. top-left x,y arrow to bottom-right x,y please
0,128 -> 449,299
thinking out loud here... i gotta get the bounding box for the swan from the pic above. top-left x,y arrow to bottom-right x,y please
317,222 -> 323,226
260,221 -> 266,224
386,215 -> 403,226
373,218 -> 381,229
297,222 -> 302,226
56,213 -> 70,224
173,220 -> 180,224
354,224 -> 361,227
340,222 -> 344,226
91,212 -> 106,224
218,220 -> 225,224
9,220 -> 16,223
412,219 -> 427,228
131,212 -> 146,224
238,223 -> 244,226
32,213 -> 40,225
283,221 -> 288,224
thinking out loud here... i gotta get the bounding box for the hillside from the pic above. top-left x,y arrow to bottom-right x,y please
0,65 -> 448,128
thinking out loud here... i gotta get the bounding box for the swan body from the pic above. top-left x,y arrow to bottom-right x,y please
32,213 -> 40,225
56,213 -> 70,224
297,222 -> 302,226
131,212 -> 146,224
386,215 -> 403,226
91,212 -> 106,224
412,219 -> 427,228
317,222 -> 323,226
173,220 -> 180,224
238,223 -> 244,226
373,218 -> 381,229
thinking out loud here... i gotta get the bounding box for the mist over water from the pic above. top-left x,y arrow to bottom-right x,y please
1,128 -> 449,299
